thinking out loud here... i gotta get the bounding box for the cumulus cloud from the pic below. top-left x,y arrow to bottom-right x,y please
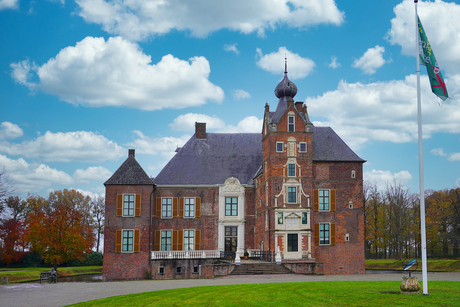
352,45 -> 387,75
0,122 -> 23,140
76,0 -> 344,41
431,148 -> 447,157
0,0 -> 18,10
169,113 -> 226,132
305,74 -> 460,150
232,89 -> 251,100
388,0 -> 460,75
217,116 -> 263,133
0,154 -> 73,194
224,44 -> 240,55
329,56 -> 341,69
73,166 -> 112,183
11,36 -> 224,111
256,46 -> 315,79
0,130 -> 125,162
448,153 -> 460,162
126,130 -> 190,157
364,169 -> 413,191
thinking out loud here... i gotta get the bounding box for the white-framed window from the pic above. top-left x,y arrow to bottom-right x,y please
225,197 -> 238,216
319,189 -> 330,211
288,187 -> 297,203
351,170 -> 356,178
299,142 -> 307,152
288,115 -> 295,132
287,233 -> 298,252
276,142 -> 283,152
161,230 -> 172,251
288,163 -> 295,177
122,229 -> 134,252
162,198 -> 172,218
277,212 -> 283,224
345,234 -> 350,241
159,267 -> 165,275
184,197 -> 195,217
302,212 -> 308,225
123,194 -> 135,216
184,230 -> 195,251
319,223 -> 330,245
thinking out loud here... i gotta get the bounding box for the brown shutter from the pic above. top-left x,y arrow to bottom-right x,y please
195,230 -> 201,250
156,198 -> 161,217
115,229 -> 122,253
195,197 -> 201,217
173,230 -> 179,251
116,194 -> 123,216
314,223 -> 319,246
313,189 -> 319,211
154,230 -> 161,251
178,230 -> 183,251
331,223 -> 336,246
330,190 -> 336,212
179,197 -> 184,217
135,194 -> 142,216
134,229 -> 140,252
173,197 -> 178,217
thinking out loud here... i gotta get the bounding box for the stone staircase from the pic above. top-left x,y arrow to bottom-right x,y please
230,262 -> 292,275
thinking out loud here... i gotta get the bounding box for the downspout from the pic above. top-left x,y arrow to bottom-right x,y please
149,184 -> 156,267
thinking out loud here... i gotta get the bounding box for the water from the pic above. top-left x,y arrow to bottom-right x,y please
33,274 -> 102,283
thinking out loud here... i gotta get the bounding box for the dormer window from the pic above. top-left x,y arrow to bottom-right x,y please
288,116 -> 295,132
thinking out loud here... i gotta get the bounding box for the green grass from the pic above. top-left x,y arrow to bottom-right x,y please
365,259 -> 460,272
68,281 -> 460,307
0,266 -> 102,283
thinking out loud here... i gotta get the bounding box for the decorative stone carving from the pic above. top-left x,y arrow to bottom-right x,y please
222,177 -> 243,194
400,277 -> 421,294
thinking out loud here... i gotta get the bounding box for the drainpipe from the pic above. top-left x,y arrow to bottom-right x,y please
149,184 -> 156,267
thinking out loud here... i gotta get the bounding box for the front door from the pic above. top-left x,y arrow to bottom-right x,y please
287,234 -> 298,252
225,226 -> 237,252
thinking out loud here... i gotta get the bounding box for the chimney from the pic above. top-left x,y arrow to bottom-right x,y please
265,102 -> 270,113
129,149 -> 135,157
295,101 -> 303,112
195,122 -> 206,139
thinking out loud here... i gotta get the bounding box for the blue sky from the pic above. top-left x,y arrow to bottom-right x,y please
1,0 -> 460,199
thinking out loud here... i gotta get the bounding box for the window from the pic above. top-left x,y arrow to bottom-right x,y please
184,198 -> 195,217
123,194 -> 135,216
225,226 -> 238,252
319,189 -> 330,211
225,197 -> 238,216
288,187 -> 297,203
176,267 -> 182,274
122,230 -> 134,252
288,116 -> 295,132
299,142 -> 307,152
302,212 -> 307,225
159,267 -> 165,275
288,164 -> 295,177
319,223 -> 330,245
193,266 -> 199,274
184,230 -> 195,251
161,230 -> 172,251
287,234 -> 298,252
276,142 -> 283,152
351,170 -> 356,178
277,212 -> 283,224
162,198 -> 172,218
345,234 -> 350,241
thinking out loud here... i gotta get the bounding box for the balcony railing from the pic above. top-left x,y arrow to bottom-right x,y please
151,250 -> 221,260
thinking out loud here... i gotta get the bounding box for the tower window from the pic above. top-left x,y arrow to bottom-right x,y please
288,116 -> 295,132
288,187 -> 297,203
276,142 -> 283,152
288,164 -> 295,177
299,142 -> 307,152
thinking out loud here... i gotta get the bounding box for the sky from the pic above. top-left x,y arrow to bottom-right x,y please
1,0 -> 460,200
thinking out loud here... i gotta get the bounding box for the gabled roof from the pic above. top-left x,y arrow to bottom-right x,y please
312,127 -> 365,162
154,133 -> 262,186
104,154 -> 154,186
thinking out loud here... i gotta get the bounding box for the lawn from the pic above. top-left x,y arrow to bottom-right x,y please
365,259 -> 460,272
69,281 -> 460,307
0,266 -> 102,283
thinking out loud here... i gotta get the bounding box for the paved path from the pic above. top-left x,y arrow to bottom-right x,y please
1,272 -> 459,307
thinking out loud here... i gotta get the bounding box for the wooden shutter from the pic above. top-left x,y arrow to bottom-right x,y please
330,223 -> 336,246
178,230 -> 183,251
135,194 -> 142,216
116,194 -> 123,216
115,229 -> 122,253
134,229 -> 140,252
173,197 -> 178,217
154,230 -> 161,251
173,230 -> 178,251
195,230 -> 201,250
156,198 -> 161,217
330,190 -> 336,212
179,197 -> 184,217
195,197 -> 201,217
314,223 -> 319,246
313,189 -> 319,211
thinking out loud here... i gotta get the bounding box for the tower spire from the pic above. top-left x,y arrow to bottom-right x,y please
285,54 -> 287,74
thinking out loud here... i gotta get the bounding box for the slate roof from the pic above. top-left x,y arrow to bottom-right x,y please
312,126 -> 365,162
154,133 -> 263,186
104,154 -> 154,185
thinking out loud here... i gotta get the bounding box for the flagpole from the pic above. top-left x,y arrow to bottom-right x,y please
414,0 -> 429,295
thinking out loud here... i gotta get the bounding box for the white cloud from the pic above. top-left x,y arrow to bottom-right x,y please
224,44 -> 240,55
232,89 -> 251,100
12,36 -> 224,111
256,46 -> 315,79
448,153 -> 460,162
74,189 -> 105,200
73,166 -> 112,183
0,154 -> 73,194
352,45 -> 386,75
0,122 -> 23,140
126,130 -> 190,157
364,169 -> 413,191
388,0 -> 460,76
305,74 -> 460,150
431,148 -> 447,157
0,130 -> 125,162
217,116 -> 263,133
169,113 -> 226,132
329,56 -> 341,69
76,0 -> 344,41
10,60 -> 37,89
0,0 -> 18,10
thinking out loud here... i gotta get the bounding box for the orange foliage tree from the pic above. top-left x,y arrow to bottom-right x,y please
25,190 -> 94,269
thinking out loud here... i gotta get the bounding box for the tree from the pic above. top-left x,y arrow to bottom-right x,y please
24,190 -> 94,269
0,196 -> 27,266
91,196 -> 105,252
0,168 -> 15,214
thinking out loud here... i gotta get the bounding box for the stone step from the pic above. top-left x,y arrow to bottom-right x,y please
231,263 -> 292,275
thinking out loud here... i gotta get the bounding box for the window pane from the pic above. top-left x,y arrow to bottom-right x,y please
122,230 -> 133,252
161,230 -> 172,251
162,198 -> 172,217
320,223 -> 330,245
276,142 -> 283,152
123,194 -> 135,216
185,198 -> 195,217
225,197 -> 238,216
288,187 -> 296,203
319,189 -> 330,211
288,164 -> 295,177
302,212 -> 307,224
184,230 -> 194,251
287,234 -> 298,252
277,212 -> 283,224
300,143 -> 306,152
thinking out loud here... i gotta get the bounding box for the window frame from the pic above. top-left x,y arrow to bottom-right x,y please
319,189 -> 330,211
277,212 -> 284,225
319,223 -> 330,245
122,229 -> 134,252
276,142 -> 283,153
287,233 -> 298,252
288,115 -> 295,132
225,197 -> 238,216
287,186 -> 297,203
160,230 -> 172,251
123,194 -> 135,217
299,142 -> 307,152
288,163 -> 296,177
183,229 -> 195,251
162,198 -> 172,218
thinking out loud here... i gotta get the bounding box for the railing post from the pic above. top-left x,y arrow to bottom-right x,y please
275,247 -> 282,264
235,252 -> 241,265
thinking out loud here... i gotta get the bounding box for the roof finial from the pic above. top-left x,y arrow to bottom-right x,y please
284,54 -> 287,74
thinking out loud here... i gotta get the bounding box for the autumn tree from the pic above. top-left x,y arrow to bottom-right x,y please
91,196 -> 105,252
0,196 -> 27,266
25,190 -> 94,269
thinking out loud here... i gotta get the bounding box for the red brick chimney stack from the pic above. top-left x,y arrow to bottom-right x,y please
195,122 -> 206,139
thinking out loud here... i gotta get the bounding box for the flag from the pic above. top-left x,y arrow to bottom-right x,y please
418,16 -> 448,101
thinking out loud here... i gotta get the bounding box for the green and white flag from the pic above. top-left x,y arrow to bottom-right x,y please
418,16 -> 448,101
